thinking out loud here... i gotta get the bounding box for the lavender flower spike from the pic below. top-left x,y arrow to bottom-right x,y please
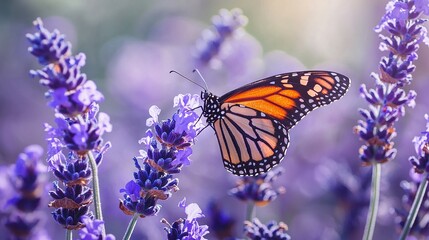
409,114 -> 429,175
27,18 -> 104,116
79,216 -> 116,240
27,18 -> 111,236
4,145 -> 49,239
163,198 -> 209,240
395,170 -> 429,238
397,113 -> 429,239
355,0 -> 429,165
120,94 -> 201,239
354,1 -> 429,239
194,8 -> 248,68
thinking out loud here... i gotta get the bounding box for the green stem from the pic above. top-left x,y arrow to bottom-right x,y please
66,229 -> 72,240
246,201 -> 255,221
87,151 -> 104,234
362,163 -> 381,240
123,213 -> 139,240
399,174 -> 428,240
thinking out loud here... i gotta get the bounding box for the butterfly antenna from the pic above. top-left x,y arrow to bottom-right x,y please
192,69 -> 209,91
170,70 -> 206,90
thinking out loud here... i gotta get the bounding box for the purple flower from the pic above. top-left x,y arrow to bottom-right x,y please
229,167 -> 285,206
26,17 -> 111,237
26,18 -> 71,65
147,145 -> 183,174
79,216 -> 116,240
4,145 -> 48,239
4,214 -> 42,239
355,0 -> 428,165
27,18 -> 104,116
132,157 -> 179,196
50,108 -> 111,155
194,8 -> 248,68
163,198 -> 209,240
206,200 -> 235,239
175,148 -> 192,167
136,94 -> 200,173
395,170 -> 429,238
49,182 -> 92,207
51,154 -> 91,185
409,114 -> 429,176
173,94 -> 204,139
316,160 -> 371,238
243,218 -> 290,240
120,93 -> 201,225
48,179 -> 92,229
51,207 -> 89,230
119,180 -> 161,217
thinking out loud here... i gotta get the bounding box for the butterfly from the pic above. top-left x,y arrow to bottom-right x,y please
201,70 -> 350,176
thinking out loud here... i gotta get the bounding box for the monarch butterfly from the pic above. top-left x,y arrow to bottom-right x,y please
201,70 -> 350,176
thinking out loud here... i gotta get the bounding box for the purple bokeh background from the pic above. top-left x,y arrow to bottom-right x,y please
1,1 -> 429,239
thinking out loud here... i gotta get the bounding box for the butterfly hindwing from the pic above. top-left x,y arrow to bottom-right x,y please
213,103 -> 290,176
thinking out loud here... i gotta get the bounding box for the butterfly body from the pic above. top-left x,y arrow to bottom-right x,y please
201,70 -> 350,176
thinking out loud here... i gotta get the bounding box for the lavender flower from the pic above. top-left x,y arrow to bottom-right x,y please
53,111 -> 112,155
46,144 -> 95,229
243,218 -> 290,240
206,201 -> 235,239
395,171 -> 429,238
229,167 -> 285,206
355,0 -> 429,165
79,216 -> 116,240
163,198 -> 209,240
4,145 -> 49,239
27,18 -> 104,116
194,8 -> 248,68
27,18 -> 111,233
355,2 -> 429,238
409,114 -> 429,175
119,180 -> 161,217
119,94 -> 201,218
394,114 -> 429,238
317,161 -> 372,238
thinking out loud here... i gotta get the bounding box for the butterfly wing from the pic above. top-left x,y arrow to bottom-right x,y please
210,71 -> 350,176
220,71 -> 350,128
213,103 -> 290,176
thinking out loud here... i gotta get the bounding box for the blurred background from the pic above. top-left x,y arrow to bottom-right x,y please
1,0 -> 429,239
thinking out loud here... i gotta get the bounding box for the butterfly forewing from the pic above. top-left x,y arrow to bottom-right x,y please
203,70 -> 350,176
220,71 -> 350,129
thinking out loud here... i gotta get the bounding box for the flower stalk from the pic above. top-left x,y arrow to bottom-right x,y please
246,202 -> 255,222
399,174 -> 428,239
66,229 -> 72,240
123,213 -> 139,240
362,163 -> 381,240
87,151 -> 103,221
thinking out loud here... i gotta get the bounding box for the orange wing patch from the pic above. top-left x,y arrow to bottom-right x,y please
224,86 -> 301,121
238,100 -> 287,119
279,89 -> 300,98
315,77 -> 334,89
226,86 -> 282,102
